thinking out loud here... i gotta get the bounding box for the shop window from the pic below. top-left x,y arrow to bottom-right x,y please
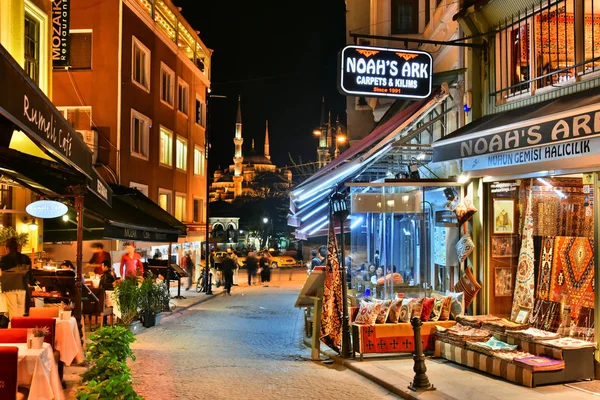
486,175 -> 594,340
349,183 -> 462,299
70,31 -> 92,70
194,146 -> 204,176
129,182 -> 148,197
175,194 -> 186,221
159,127 -> 173,167
391,0 -> 418,34
160,63 -> 174,107
130,110 -> 150,159
132,36 -> 150,91
177,79 -> 189,115
193,198 -> 203,222
158,189 -> 172,213
176,136 -> 187,171
24,13 -> 40,84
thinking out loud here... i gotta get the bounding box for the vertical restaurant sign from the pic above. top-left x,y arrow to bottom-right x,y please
52,0 -> 70,67
338,45 -> 433,99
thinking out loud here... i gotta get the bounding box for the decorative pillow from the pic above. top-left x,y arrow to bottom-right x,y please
453,198 -> 478,226
398,299 -> 413,323
387,298 -> 403,323
410,298 -> 424,320
354,301 -> 382,325
430,296 -> 452,322
456,233 -> 475,264
454,267 -> 481,309
446,291 -> 465,319
376,300 -> 392,324
421,297 -> 435,322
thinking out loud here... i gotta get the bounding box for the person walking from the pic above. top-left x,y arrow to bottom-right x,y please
0,238 -> 32,321
310,249 -> 321,270
221,251 -> 235,295
259,251 -> 271,285
245,251 -> 258,286
184,252 -> 194,291
89,242 -> 111,275
120,242 -> 144,278
230,249 -> 240,286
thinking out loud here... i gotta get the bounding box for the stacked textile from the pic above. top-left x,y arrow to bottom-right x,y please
482,318 -> 528,334
508,327 -> 560,341
466,337 -> 518,356
539,337 -> 597,350
490,350 -> 535,362
455,314 -> 500,328
513,356 -> 565,372
435,324 -> 492,347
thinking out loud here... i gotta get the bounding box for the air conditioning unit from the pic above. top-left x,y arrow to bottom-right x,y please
78,129 -> 97,163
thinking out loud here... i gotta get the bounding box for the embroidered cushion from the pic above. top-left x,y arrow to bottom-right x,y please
354,301 -> 382,325
410,298 -> 424,320
456,233 -> 475,264
454,267 -> 481,309
453,198 -> 478,226
421,297 -> 435,321
387,298 -> 403,323
431,296 -> 452,322
398,299 -> 413,323
375,300 -> 392,324
446,291 -> 465,319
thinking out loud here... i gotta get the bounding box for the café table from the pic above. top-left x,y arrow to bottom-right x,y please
105,290 -> 120,320
54,316 -> 85,366
0,342 -> 64,400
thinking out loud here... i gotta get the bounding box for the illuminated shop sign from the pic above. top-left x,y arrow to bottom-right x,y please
338,45 -> 433,99
52,0 -> 70,67
26,200 -> 68,219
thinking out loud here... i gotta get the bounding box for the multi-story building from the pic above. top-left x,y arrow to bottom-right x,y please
52,0 -> 211,242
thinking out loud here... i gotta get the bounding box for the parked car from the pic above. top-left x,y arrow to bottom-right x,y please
262,250 -> 297,269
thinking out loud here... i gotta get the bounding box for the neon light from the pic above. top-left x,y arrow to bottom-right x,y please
299,215 -> 328,233
298,164 -> 362,202
309,219 -> 330,235
296,190 -> 329,211
299,202 -> 329,222
350,216 -> 363,230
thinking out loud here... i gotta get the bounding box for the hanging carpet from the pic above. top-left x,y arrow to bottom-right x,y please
536,236 -> 554,301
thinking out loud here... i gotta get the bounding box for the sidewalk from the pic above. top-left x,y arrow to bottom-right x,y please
321,349 -> 597,400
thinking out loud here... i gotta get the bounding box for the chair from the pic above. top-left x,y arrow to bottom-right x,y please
0,347 -> 25,400
83,287 -> 111,329
0,328 -> 29,343
29,307 -> 60,318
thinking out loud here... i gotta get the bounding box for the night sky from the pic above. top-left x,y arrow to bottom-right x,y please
176,0 -> 347,175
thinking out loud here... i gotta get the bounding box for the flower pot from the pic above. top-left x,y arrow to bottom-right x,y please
142,312 -> 156,328
129,320 -> 143,335
31,336 -> 44,349
155,312 -> 165,326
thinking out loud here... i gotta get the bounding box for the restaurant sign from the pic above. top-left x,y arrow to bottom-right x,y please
462,136 -> 600,171
52,0 -> 70,67
338,45 -> 433,99
103,224 -> 180,243
433,105 -> 600,162
26,200 -> 68,219
0,45 -> 92,177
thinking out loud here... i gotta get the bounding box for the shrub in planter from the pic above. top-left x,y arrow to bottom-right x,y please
85,326 -> 136,363
114,276 -> 140,325
138,278 -> 170,327
76,374 -> 142,400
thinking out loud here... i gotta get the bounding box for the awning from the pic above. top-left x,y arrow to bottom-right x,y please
432,86 -> 600,166
43,184 -> 186,243
289,89 -> 447,238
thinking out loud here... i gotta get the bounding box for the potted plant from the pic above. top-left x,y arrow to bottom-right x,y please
0,226 -> 28,255
113,276 -> 140,332
30,326 -> 49,349
138,278 -> 170,328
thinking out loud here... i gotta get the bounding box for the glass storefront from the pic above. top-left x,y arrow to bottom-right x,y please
348,182 -> 462,300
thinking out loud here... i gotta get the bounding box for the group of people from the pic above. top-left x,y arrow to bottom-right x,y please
214,249 -> 273,295
242,250 -> 272,287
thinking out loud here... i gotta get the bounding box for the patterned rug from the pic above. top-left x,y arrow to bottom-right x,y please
319,212 -> 344,353
549,236 -> 595,322
536,237 -> 554,300
511,183 -> 536,321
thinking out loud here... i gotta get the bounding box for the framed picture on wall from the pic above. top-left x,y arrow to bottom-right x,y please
494,266 -> 514,297
514,306 -> 531,324
491,236 -> 518,258
493,199 -> 515,234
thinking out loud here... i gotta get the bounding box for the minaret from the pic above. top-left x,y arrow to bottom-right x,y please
317,97 -> 330,168
264,120 -> 270,161
232,95 -> 244,197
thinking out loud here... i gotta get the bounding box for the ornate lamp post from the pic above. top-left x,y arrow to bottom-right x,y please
331,189 -> 352,359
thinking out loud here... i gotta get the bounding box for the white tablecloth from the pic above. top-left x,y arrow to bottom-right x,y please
54,317 -> 85,366
105,290 -> 120,320
0,342 -> 64,400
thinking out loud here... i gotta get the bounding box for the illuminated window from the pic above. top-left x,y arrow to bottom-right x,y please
178,78 -> 189,115
175,194 -> 186,221
194,146 -> 204,176
132,36 -> 150,91
131,109 -> 150,159
160,62 -> 174,106
158,189 -> 172,213
24,13 -> 40,84
159,127 -> 173,167
176,136 -> 187,171
195,95 -> 204,126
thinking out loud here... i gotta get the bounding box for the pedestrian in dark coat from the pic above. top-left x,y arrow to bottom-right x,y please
221,253 -> 235,295
259,251 -> 271,284
245,252 -> 258,286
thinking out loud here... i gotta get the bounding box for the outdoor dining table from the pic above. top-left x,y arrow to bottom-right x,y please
54,316 -> 85,366
0,342 -> 64,400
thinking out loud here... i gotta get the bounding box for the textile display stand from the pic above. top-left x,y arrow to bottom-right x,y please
295,268 -> 326,360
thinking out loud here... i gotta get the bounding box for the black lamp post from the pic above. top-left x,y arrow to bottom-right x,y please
331,189 -> 352,359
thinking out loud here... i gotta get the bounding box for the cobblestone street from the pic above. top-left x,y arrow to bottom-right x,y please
129,270 -> 399,399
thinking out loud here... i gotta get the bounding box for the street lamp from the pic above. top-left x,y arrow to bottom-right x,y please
263,217 -> 269,224
330,189 -> 352,359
